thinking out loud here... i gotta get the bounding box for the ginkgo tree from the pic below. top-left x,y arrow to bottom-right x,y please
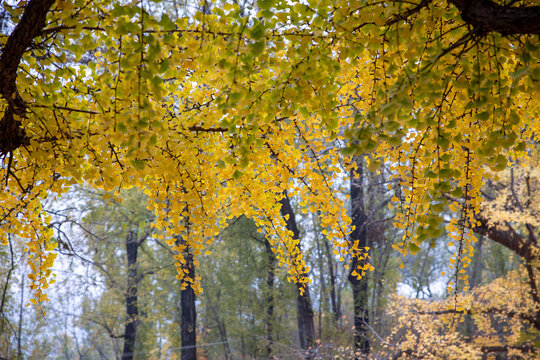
0,0 -> 538,316
0,0 -> 355,306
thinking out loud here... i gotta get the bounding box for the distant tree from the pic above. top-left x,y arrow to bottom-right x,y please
65,189 -> 163,360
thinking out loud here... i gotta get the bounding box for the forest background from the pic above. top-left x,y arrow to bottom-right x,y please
0,0 -> 538,359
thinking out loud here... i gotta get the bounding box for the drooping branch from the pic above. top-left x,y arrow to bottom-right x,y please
0,0 -> 55,155
450,0 -> 540,35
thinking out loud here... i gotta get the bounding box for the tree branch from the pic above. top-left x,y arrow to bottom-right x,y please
386,0 -> 433,26
443,191 -> 534,262
450,0 -> 540,35
472,216 -> 534,262
481,345 -> 536,354
418,307 -> 540,330
0,0 -> 55,155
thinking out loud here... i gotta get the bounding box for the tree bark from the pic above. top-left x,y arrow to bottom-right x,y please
0,0 -> 55,155
348,156 -> 370,357
180,241 -> 197,360
449,0 -> 540,35
472,216 -> 536,265
387,0 -> 540,35
279,193 -> 316,356
122,230 -> 140,360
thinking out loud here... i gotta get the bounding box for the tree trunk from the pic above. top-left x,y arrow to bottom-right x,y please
469,235 -> 484,290
264,238 -> 275,357
348,156 -> 370,357
323,232 -> 340,323
205,292 -> 231,360
295,283 -> 316,353
314,211 -> 337,335
372,238 -> 392,326
279,193 -> 316,356
465,235 -> 485,339
122,230 -> 139,360
314,225 -> 326,339
0,0 -> 56,156
180,241 -> 197,360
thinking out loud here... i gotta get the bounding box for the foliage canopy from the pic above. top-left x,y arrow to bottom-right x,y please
0,0 -> 538,303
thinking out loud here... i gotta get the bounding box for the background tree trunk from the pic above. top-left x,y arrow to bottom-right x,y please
279,193 -> 316,356
348,156 -> 370,357
204,291 -> 231,360
313,222 -> 326,339
122,230 -> 140,360
264,238 -> 275,357
323,233 -> 340,324
181,242 -> 197,360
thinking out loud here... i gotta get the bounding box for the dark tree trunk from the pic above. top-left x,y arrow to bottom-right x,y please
264,238 -> 275,357
295,283 -> 316,353
279,193 -> 316,356
0,0 -> 56,156
348,157 -> 370,357
181,241 -> 197,360
449,0 -> 540,35
122,230 -> 140,360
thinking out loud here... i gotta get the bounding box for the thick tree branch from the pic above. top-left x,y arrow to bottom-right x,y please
472,216 -> 535,262
450,0 -> 540,35
0,0 -> 54,97
471,214 -> 540,325
0,0 -> 55,155
442,190 -> 534,261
